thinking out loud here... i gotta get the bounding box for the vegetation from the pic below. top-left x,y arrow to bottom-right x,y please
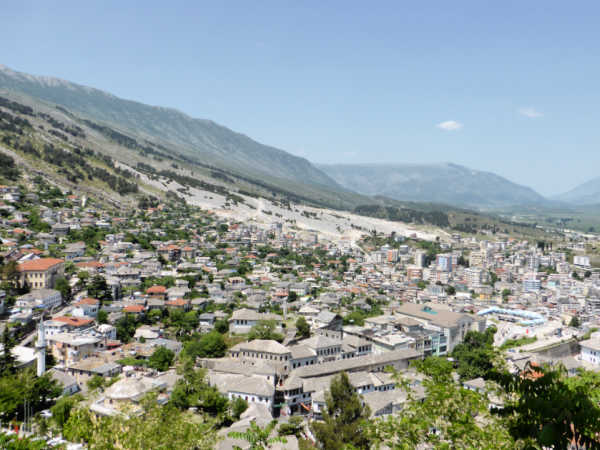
312,372 -> 372,450
248,320 -> 284,342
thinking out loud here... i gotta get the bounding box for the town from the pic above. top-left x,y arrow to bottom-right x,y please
2,175 -> 600,449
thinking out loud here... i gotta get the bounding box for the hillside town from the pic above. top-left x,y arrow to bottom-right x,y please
2,179 -> 600,448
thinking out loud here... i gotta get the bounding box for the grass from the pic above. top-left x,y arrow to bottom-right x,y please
500,336 -> 537,350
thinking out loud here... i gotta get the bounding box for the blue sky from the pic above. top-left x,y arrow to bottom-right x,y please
2,1 -> 599,196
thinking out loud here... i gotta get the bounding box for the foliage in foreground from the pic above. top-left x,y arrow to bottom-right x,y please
63,395 -> 217,449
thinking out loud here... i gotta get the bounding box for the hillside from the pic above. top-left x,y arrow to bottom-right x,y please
0,64 -> 342,194
554,177 -> 600,206
319,162 -> 548,209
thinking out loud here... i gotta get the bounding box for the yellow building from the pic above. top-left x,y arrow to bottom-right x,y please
17,258 -> 65,289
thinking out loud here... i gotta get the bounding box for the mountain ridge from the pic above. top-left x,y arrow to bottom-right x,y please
553,177 -> 600,206
0,64 -> 340,192
318,162 -> 548,209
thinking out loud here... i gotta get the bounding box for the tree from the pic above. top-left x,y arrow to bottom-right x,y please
295,316 -> 310,339
451,327 -> 499,380
54,277 -> 71,302
501,288 -> 511,302
228,420 -> 286,450
183,331 -> 227,359
214,319 -> 229,334
63,396 -> 217,448
230,397 -> 248,420
0,328 -> 16,374
115,313 -> 137,343
278,416 -> 304,437
148,346 -> 175,372
87,374 -> 105,391
0,432 -> 46,450
0,369 -> 61,422
248,320 -> 284,342
87,275 -> 112,302
312,372 -> 372,450
372,363 -> 515,449
445,285 -> 456,296
569,315 -> 581,328
97,309 -> 108,324
496,363 -> 600,449
50,394 -> 81,429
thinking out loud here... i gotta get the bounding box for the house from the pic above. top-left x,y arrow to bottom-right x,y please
297,335 -> 342,363
49,368 -> 80,396
209,372 -> 276,413
146,285 -> 167,300
63,242 -> 86,260
123,304 -> 146,316
16,289 -> 62,310
166,298 -> 191,311
229,340 -> 292,369
17,258 -> 65,289
90,376 -> 167,417
580,338 -> 600,366
393,302 -> 485,353
72,297 -> 100,318
47,333 -> 101,365
229,308 -> 282,334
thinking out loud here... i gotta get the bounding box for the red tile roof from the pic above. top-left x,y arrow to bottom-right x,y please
18,258 -> 64,272
146,285 -> 167,294
54,316 -> 93,327
124,305 -> 145,313
75,297 -> 100,306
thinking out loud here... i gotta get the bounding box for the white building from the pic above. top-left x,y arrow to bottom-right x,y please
580,338 -> 600,366
16,289 -> 62,310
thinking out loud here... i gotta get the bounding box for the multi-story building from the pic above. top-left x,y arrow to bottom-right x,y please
17,258 -> 65,289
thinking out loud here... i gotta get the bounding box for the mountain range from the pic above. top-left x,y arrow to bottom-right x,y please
0,64 -> 595,211
318,163 -> 548,209
553,177 -> 600,206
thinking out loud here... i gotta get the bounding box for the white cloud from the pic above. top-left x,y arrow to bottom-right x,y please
436,120 -> 463,131
518,107 -> 543,118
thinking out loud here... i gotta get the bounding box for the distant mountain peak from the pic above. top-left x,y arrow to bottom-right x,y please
319,162 -> 547,209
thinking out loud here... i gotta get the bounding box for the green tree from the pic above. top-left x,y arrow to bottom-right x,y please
278,416 -> 304,437
312,372 -> 372,450
87,374 -> 105,391
0,369 -> 61,422
295,316 -> 311,339
97,309 -> 108,324
87,275 -> 112,302
183,331 -> 227,359
228,420 -> 286,450
569,315 -> 581,328
230,397 -> 248,420
214,319 -> 229,334
50,394 -> 81,429
63,396 -> 217,448
0,328 -> 16,374
248,320 -> 284,342
0,432 -> 46,450
115,313 -> 138,343
148,346 -> 175,372
54,277 -> 71,302
372,364 -> 515,449
445,285 -> 456,296
451,327 -> 499,380
497,363 -> 600,449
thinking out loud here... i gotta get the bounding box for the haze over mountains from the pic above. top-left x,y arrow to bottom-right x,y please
0,64 -> 594,211
553,177 -> 600,206
319,163 -> 549,209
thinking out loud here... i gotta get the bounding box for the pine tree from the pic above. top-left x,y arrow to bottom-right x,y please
312,372 -> 372,449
